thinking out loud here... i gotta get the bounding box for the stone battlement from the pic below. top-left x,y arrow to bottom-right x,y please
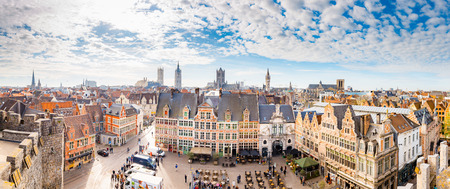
0,131 -> 42,189
0,110 -> 64,189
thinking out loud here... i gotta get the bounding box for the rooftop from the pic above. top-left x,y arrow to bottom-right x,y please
0,140 -> 20,163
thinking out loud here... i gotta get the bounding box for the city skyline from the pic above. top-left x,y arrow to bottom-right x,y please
0,0 -> 449,90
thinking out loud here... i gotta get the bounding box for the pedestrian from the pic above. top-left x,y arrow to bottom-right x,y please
175,163 -> 178,172
185,174 -> 187,183
284,169 -> 286,176
178,151 -> 180,157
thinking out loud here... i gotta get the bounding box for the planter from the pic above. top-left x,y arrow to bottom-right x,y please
214,160 -> 219,165
188,159 -> 193,164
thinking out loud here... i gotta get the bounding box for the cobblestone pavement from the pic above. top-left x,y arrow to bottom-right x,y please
64,125 -> 312,189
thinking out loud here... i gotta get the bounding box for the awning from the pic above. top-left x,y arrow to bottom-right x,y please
67,151 -> 92,161
190,147 -> 212,156
250,150 -> 259,157
239,150 -> 250,156
295,157 -> 319,168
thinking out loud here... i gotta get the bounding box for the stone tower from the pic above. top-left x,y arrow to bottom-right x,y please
40,114 -> 64,188
31,70 -> 36,90
337,79 -> 345,91
216,67 -> 225,89
174,62 -> 182,89
265,68 -> 270,92
37,79 -> 42,90
157,67 -> 164,85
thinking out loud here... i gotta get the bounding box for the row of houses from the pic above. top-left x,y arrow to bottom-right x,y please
155,92 -> 441,189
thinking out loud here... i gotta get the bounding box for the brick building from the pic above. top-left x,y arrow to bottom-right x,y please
64,114 -> 96,170
102,104 -> 139,146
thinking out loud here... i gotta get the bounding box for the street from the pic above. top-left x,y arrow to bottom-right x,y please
64,125 -> 313,189
64,126 -> 155,189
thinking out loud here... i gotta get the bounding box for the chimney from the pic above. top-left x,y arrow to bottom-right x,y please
360,115 -> 365,136
219,89 -> 222,98
170,89 -> 175,99
376,113 -> 381,124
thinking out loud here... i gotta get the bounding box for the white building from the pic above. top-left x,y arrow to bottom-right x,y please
386,113 -> 422,186
258,104 -> 295,157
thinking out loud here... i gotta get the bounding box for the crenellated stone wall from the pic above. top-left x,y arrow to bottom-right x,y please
0,111 -> 64,189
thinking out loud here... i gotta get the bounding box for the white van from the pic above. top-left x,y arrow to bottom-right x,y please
125,173 -> 163,189
124,167 -> 156,177
146,146 -> 165,157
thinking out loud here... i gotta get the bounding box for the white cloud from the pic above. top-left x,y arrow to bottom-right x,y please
0,0 -> 448,87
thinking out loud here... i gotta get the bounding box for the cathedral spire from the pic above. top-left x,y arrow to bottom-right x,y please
31,70 -> 36,89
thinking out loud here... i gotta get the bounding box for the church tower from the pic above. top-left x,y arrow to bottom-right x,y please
37,79 -> 42,90
216,67 -> 225,89
157,67 -> 164,85
174,62 -> 182,89
265,68 -> 270,92
31,70 -> 36,89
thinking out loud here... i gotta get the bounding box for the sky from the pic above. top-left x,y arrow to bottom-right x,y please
0,0 -> 449,91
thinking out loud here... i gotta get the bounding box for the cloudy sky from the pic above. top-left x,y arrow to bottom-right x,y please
0,0 -> 449,90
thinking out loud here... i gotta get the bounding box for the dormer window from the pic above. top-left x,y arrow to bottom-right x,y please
163,104 -> 170,118
225,108 -> 231,121
243,108 -> 250,122
183,106 -> 189,119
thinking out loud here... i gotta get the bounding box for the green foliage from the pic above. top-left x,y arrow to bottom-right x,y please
187,152 -> 194,159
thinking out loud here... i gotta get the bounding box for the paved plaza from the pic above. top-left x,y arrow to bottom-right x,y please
64,125 -> 320,189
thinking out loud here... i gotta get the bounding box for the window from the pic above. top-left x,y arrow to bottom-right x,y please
206,112 -> 211,119
412,134 -> 415,142
390,154 -> 395,168
184,111 -> 188,117
69,142 -> 74,150
211,133 -> 216,140
412,147 -> 415,156
409,136 -> 411,144
232,133 -> 237,140
378,161 -> 383,176
219,133 -> 223,140
404,152 -> 406,162
367,160 -> 373,176
226,133 -> 230,140
206,122 -> 211,130
404,138 -> 407,146
384,137 -> 390,150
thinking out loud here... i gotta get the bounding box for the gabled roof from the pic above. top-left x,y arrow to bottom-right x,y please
64,114 -> 95,140
414,108 -> 433,125
85,104 -> 104,122
106,104 -> 137,117
388,113 -> 419,134
217,94 -> 258,122
0,100 -> 27,117
155,93 -> 198,119
258,104 -> 294,124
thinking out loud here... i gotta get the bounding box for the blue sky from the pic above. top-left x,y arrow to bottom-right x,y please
0,0 -> 449,90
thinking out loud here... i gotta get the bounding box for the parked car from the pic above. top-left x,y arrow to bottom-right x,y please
97,149 -> 109,157
124,167 -> 156,177
146,146 -> 165,157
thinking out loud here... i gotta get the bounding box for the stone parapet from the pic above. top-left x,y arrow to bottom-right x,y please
0,162 -> 11,181
19,139 -> 32,157
6,148 -> 24,172
2,130 -> 36,142
429,154 -> 439,176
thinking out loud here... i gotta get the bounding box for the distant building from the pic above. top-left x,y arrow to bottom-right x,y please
135,77 -> 148,88
207,67 -> 241,90
265,69 -> 270,92
175,63 -> 182,89
31,70 -> 36,90
83,79 -> 97,88
157,67 -> 164,85
216,68 -> 225,88
306,80 -> 339,98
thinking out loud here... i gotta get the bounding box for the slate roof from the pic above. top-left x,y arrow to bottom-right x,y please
414,108 -> 433,125
300,111 -> 322,122
64,114 -> 95,140
106,104 -> 138,117
308,84 -> 337,90
0,100 -> 27,117
155,93 -> 198,119
217,94 -> 258,122
259,104 -> 294,124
